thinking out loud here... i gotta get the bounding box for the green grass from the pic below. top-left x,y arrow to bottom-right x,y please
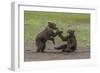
24,11 -> 90,48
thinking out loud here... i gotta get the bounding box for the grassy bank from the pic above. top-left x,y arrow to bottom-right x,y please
24,11 -> 90,48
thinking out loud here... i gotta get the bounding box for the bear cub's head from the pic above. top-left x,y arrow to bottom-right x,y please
48,22 -> 58,30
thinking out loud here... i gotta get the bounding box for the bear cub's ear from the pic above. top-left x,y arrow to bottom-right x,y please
48,22 -> 52,24
48,22 -> 55,26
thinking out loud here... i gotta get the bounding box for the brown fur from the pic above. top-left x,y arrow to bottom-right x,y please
35,22 -> 58,52
55,29 -> 77,52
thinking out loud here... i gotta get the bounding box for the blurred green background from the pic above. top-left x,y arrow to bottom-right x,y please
24,11 -> 90,48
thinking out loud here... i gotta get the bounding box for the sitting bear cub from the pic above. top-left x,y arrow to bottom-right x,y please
55,29 -> 77,52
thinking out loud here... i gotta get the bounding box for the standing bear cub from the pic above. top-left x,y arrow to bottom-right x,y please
55,29 -> 77,52
35,22 -> 59,53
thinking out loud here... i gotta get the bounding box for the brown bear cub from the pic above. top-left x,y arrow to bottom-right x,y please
36,22 -> 60,53
55,29 -> 77,52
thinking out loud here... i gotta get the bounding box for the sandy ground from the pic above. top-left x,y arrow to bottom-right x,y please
24,41 -> 90,62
